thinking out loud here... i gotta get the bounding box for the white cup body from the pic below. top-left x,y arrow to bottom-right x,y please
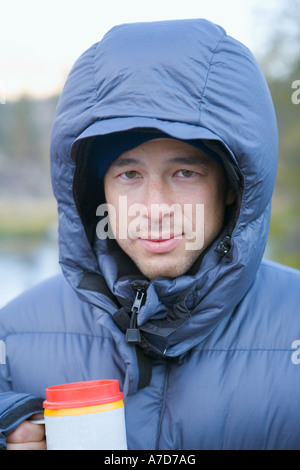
44,405 -> 127,450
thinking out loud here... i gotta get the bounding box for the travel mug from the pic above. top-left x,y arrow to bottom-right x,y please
43,380 -> 127,450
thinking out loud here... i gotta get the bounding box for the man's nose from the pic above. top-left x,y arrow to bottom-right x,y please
143,181 -> 173,225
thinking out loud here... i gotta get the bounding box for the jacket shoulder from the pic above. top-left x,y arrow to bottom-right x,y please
199,258 -> 300,352
0,274 -> 91,336
259,258 -> 300,290
234,258 -> 300,345
249,258 -> 300,320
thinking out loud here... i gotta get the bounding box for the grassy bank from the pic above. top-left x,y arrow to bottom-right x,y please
0,199 -> 58,235
268,207 -> 300,270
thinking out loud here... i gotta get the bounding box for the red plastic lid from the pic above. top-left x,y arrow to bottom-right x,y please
43,380 -> 123,409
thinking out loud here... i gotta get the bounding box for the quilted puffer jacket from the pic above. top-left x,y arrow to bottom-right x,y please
1,18 -> 300,450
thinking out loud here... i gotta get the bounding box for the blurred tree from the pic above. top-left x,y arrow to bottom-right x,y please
0,97 -> 40,160
254,0 -> 300,78
255,0 -> 300,268
0,96 -> 58,201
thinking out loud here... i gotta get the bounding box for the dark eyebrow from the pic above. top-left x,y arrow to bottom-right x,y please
167,155 -> 211,167
109,157 -> 143,169
109,154 -> 211,170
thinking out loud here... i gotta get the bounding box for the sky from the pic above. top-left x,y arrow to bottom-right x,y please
1,0 -> 282,100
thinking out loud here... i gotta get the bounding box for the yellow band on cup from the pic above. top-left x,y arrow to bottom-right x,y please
44,400 -> 124,417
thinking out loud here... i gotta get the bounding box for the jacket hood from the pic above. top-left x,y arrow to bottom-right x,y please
50,19 -> 278,359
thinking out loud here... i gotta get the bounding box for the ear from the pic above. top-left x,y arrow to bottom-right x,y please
225,183 -> 236,205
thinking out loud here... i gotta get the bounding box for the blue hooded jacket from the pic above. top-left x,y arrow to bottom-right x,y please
1,18 -> 300,450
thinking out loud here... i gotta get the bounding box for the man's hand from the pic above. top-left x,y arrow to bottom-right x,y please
6,413 -> 46,450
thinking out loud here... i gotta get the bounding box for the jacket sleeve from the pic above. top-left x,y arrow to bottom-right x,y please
0,280 -> 55,450
0,392 -> 44,449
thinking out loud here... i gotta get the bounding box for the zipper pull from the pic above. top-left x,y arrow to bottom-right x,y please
126,285 -> 146,344
214,234 -> 231,257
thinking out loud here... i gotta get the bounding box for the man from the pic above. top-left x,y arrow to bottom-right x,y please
1,18 -> 300,450
102,136 -> 236,279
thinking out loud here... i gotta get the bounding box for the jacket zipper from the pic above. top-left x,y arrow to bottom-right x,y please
214,234 -> 232,257
126,283 -> 147,344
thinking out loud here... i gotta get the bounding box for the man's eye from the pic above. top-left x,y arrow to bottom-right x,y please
176,169 -> 196,178
121,171 -> 140,179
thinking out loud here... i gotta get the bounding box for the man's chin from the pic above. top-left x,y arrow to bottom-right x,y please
115,238 -> 203,280
133,254 -> 201,280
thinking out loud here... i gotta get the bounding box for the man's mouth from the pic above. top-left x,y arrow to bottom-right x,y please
138,234 -> 182,253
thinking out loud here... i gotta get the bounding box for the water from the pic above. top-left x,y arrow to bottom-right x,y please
0,229 -> 60,309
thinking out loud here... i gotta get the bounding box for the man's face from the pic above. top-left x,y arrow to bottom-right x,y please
103,138 -> 235,279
